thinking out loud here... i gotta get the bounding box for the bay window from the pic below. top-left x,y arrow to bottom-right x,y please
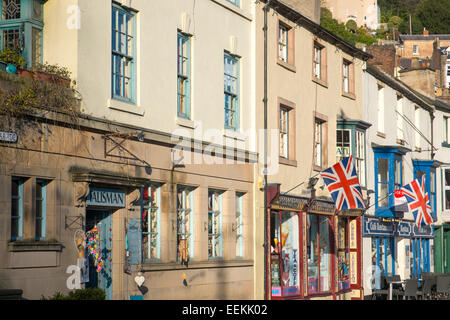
0,0 -> 45,68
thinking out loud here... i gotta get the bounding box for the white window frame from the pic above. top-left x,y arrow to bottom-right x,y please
278,23 -> 288,63
396,96 -> 404,141
313,44 -> 322,79
208,189 -> 223,259
177,186 -> 195,262
444,168 -> 450,212
377,86 -> 385,133
142,183 -> 161,261
314,119 -> 323,167
235,192 -> 244,258
280,106 -> 289,159
356,130 -> 366,187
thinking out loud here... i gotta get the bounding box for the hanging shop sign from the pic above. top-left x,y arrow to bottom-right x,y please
363,216 -> 434,238
86,188 -> 126,208
271,195 -> 308,211
308,199 -> 336,215
338,209 -> 364,217
363,216 -> 395,237
0,131 -> 18,143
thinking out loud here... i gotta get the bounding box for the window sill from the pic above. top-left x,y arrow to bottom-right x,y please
223,128 -> 247,142
279,157 -> 297,167
311,76 -> 328,88
140,259 -> 253,272
176,117 -> 196,129
376,131 -> 386,139
210,0 -> 253,21
8,240 -> 63,252
442,142 -> 450,148
313,164 -> 323,172
277,59 -> 296,73
108,98 -> 144,116
342,91 -> 356,100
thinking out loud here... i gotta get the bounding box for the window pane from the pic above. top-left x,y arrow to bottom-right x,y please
32,0 -> 42,20
378,183 -> 389,207
378,158 -> 388,182
35,218 -> 42,239
32,28 -> 42,67
307,215 -> 319,294
2,0 -> 20,20
280,211 -> 300,296
319,216 -> 331,292
12,179 -> 18,196
3,28 -> 20,51
445,169 -> 450,186
11,217 -> 18,239
446,190 -> 450,210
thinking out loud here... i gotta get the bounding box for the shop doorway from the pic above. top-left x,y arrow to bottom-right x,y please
85,210 -> 113,300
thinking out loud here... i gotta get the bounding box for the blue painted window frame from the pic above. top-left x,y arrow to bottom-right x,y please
224,52 -> 240,131
35,179 -> 47,240
411,238 -> 430,280
141,184 -> 161,262
413,160 -> 438,221
0,0 -> 44,68
236,192 -> 244,258
11,177 -> 23,241
177,31 -> 191,119
111,3 -> 136,104
373,236 -> 396,277
177,186 -> 195,261
373,147 -> 404,217
225,0 -> 240,7
208,189 -> 223,259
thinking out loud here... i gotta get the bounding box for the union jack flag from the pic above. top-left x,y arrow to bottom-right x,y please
320,155 -> 365,212
401,175 -> 433,228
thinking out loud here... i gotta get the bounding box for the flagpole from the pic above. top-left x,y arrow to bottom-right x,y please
282,172 -> 321,195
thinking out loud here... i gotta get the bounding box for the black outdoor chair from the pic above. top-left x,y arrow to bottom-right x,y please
420,273 -> 437,300
436,275 -> 450,300
386,275 -> 404,300
404,279 -> 420,300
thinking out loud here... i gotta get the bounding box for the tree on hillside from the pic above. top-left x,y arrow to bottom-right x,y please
414,0 -> 450,34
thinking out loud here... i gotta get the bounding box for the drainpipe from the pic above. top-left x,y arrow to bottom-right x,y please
263,0 -> 271,301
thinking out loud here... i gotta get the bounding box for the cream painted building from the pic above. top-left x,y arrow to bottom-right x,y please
322,0 -> 380,30
0,0 -> 257,300
362,65 -> 436,297
254,0 -> 370,300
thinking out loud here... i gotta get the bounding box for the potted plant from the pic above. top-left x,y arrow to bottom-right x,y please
0,47 -> 31,77
33,62 -> 72,87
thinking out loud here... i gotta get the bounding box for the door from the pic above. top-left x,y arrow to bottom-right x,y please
85,210 -> 113,300
445,228 -> 450,273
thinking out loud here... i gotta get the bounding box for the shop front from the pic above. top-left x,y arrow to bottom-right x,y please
363,215 -> 434,287
267,185 -> 363,300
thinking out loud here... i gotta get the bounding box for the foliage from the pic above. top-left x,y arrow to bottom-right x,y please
0,47 -> 25,68
0,70 -> 78,117
388,16 -> 403,29
320,9 -> 377,46
41,288 -> 106,300
345,20 -> 357,33
379,0 -> 450,34
33,62 -> 72,79
414,0 -> 450,34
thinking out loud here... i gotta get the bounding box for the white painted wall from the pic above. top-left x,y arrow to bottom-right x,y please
362,68 -> 434,294
43,0 -> 255,151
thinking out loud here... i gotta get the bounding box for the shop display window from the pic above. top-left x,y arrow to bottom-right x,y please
270,211 -> 300,297
337,218 -> 350,291
142,184 -> 161,261
307,214 -> 331,294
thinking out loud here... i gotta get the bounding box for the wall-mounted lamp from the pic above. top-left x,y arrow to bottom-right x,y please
137,131 -> 145,142
308,177 -> 319,189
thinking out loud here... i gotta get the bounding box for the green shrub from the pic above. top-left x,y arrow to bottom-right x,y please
0,47 -> 25,68
33,62 -> 72,79
42,288 -> 106,300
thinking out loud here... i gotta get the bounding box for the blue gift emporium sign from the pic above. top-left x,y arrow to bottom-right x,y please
86,188 -> 126,208
363,216 -> 395,237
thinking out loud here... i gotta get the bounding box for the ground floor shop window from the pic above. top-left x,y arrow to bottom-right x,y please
307,214 -> 331,294
371,236 -> 395,277
411,238 -> 430,279
177,186 -> 194,264
337,217 -> 350,291
270,211 -> 300,297
142,184 -> 161,261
